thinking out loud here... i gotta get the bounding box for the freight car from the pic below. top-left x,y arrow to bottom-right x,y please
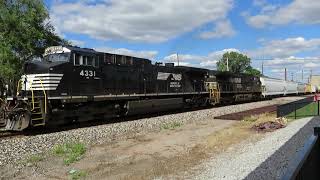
259,77 -> 311,97
305,83 -> 317,94
1,46 -> 227,131
297,83 -> 306,94
285,81 -> 298,95
260,77 -> 286,97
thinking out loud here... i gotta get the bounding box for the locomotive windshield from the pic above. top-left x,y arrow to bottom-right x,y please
43,46 -> 72,63
43,53 -> 70,63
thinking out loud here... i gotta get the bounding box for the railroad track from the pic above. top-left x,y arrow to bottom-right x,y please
0,103 -> 281,139
0,131 -> 25,139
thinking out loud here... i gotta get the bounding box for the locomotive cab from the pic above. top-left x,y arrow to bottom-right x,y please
21,46 -> 72,97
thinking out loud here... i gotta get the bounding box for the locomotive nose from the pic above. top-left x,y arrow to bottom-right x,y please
23,61 -> 49,74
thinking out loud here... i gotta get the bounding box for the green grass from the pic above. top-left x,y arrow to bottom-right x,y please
286,102 -> 319,119
53,142 -> 86,165
69,169 -> 87,180
161,122 -> 182,130
24,154 -> 44,165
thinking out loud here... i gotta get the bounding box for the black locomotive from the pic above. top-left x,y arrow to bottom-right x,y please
0,46 -> 262,131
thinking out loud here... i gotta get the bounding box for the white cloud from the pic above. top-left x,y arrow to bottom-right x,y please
262,56 -> 320,74
70,39 -> 85,47
249,37 -> 320,58
245,36 -> 320,79
95,47 -> 158,60
245,0 -> 320,28
50,0 -> 234,43
164,54 -> 207,62
163,48 -> 240,69
304,62 -> 319,68
208,48 -> 241,60
199,20 -> 236,39
264,60 -> 320,82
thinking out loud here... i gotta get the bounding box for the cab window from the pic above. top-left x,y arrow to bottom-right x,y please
126,56 -> 133,65
104,54 -> 113,64
94,57 -> 99,67
74,54 -> 82,66
73,53 -> 98,67
87,56 -> 93,66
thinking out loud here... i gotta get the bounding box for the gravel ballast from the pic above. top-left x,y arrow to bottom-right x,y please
191,116 -> 320,180
0,96 -> 305,166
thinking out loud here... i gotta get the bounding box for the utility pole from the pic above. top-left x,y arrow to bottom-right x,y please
176,52 -> 179,66
261,60 -> 264,75
285,68 -> 287,81
226,57 -> 229,71
291,72 -> 294,81
302,69 -> 304,82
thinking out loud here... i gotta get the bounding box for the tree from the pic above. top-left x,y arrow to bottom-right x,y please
245,66 -> 261,76
0,0 -> 68,95
216,51 -> 261,76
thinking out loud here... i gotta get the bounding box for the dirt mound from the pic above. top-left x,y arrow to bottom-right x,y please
253,118 -> 287,132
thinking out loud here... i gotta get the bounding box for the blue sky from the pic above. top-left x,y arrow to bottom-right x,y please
45,0 -> 320,82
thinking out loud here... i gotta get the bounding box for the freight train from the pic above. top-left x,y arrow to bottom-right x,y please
0,46 -> 315,131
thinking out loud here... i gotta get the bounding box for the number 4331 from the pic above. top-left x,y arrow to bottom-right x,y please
80,70 -> 96,77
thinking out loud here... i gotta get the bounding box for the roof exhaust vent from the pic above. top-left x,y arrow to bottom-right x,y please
165,63 -> 174,67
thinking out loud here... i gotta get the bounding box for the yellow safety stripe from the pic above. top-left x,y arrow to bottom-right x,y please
29,81 -> 35,111
38,78 -> 47,113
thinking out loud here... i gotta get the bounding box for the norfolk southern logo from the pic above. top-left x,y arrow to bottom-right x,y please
157,72 -> 182,88
171,74 -> 182,81
157,72 -> 182,81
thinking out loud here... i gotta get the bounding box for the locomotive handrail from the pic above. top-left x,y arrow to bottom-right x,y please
16,79 -> 22,96
29,81 -> 35,111
28,78 -> 47,113
38,78 -> 47,114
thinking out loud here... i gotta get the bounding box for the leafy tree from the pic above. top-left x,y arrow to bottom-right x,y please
245,66 -> 261,76
0,0 -> 68,96
216,51 -> 261,76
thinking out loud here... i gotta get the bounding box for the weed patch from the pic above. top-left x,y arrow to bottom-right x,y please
69,169 -> 87,180
161,122 -> 182,130
53,142 -> 86,165
24,154 -> 44,165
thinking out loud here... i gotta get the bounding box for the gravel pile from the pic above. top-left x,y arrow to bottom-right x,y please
191,116 -> 319,180
0,96 -> 304,166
